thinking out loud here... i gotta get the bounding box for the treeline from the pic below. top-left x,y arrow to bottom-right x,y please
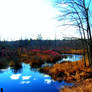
0,39 -> 86,50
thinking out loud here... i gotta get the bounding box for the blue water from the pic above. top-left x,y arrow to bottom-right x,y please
58,54 -> 82,63
42,54 -> 82,67
0,63 -> 73,92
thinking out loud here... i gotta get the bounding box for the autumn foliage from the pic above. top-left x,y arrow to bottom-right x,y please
20,49 -> 62,67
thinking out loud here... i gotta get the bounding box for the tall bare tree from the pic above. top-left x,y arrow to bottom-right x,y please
55,0 -> 92,68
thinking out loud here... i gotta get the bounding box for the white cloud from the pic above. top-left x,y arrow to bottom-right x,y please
10,74 -> 21,80
21,81 -> 31,84
44,79 -> 52,84
43,74 -> 50,78
33,78 -> 36,80
22,76 -> 32,80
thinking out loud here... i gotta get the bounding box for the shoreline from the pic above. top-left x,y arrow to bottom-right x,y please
19,49 -> 91,92
39,54 -> 92,92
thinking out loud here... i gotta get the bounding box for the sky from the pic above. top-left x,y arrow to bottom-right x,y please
0,0 -> 80,41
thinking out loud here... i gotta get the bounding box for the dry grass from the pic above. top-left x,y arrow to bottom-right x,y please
61,49 -> 87,54
40,54 -> 91,83
61,79 -> 92,92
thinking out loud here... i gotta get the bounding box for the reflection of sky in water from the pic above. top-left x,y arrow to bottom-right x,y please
10,74 -> 21,80
0,63 -> 73,92
59,54 -> 82,63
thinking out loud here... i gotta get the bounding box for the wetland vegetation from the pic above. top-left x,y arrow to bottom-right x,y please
0,39 -> 91,92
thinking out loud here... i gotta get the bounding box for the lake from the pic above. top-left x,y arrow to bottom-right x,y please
0,54 -> 82,92
0,63 -> 73,92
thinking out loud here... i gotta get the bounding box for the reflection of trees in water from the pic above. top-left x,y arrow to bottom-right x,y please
0,56 -> 23,73
0,56 -> 41,73
30,65 -> 40,72
0,63 -> 9,70
10,61 -> 22,73
30,63 -> 42,69
0,57 -> 9,70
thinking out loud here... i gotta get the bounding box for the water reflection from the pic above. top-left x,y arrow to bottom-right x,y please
22,76 -> 32,80
44,79 -> 55,84
10,74 -> 21,80
58,54 -> 82,63
0,57 -> 73,92
10,63 -> 22,73
0,68 -> 10,73
43,74 -> 50,78
0,58 -> 9,70
21,81 -> 31,84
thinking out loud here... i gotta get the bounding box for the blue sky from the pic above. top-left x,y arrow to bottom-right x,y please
0,0 -> 80,41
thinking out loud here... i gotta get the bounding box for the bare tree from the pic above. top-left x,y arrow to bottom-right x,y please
36,34 -> 43,49
55,0 -> 92,68
37,34 -> 43,40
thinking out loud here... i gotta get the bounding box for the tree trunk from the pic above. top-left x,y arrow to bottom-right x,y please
88,41 -> 92,71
